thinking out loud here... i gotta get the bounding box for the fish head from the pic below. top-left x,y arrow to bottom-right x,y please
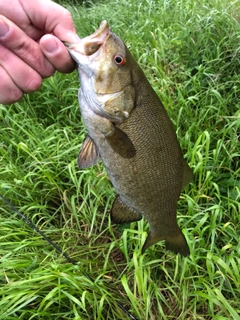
65,21 -> 135,122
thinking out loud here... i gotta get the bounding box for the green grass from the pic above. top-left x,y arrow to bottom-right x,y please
0,0 -> 240,319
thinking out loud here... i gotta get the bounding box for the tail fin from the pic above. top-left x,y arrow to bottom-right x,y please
165,231 -> 190,256
142,230 -> 190,257
141,232 -> 164,254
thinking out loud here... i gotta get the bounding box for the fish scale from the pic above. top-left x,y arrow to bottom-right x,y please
65,20 -> 193,256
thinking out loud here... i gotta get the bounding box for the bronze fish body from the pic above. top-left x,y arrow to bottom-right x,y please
66,21 -> 193,256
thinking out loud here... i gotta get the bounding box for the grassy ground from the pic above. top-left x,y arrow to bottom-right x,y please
0,0 -> 240,319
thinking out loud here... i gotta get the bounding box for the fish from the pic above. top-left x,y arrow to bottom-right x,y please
65,20 -> 193,256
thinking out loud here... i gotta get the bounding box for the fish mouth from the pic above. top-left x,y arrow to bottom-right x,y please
64,20 -> 111,57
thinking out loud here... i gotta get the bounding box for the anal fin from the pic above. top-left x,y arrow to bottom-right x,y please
111,195 -> 142,224
78,135 -> 100,169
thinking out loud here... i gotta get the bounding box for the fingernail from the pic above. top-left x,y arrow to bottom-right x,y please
74,34 -> 81,41
42,38 -> 58,53
63,32 -> 81,43
73,34 -> 81,41
0,20 -> 9,38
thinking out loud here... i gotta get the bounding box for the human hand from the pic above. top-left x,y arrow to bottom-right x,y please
0,0 -> 78,104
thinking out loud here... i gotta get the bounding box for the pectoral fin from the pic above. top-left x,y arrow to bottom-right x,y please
78,135 -> 100,169
106,126 -> 136,158
111,195 -> 142,223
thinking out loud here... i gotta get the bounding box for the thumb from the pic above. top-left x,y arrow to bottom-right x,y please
40,34 -> 76,73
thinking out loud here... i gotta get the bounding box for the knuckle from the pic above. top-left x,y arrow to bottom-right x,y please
0,23 -> 54,78
0,67 -> 23,104
61,8 -> 73,21
0,87 -> 23,105
16,41 -> 40,63
9,39 -> 53,78
0,45 -> 10,63
42,65 -> 55,79
27,78 -> 42,92
23,70 -> 42,92
10,90 -> 23,103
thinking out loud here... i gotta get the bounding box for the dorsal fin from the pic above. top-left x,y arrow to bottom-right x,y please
182,161 -> 193,189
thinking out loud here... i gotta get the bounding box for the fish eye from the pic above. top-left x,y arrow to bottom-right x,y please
114,54 -> 126,66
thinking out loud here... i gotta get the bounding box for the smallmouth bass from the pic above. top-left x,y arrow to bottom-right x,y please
65,21 -> 193,256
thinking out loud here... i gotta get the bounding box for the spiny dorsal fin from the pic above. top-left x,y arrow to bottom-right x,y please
111,195 -> 142,224
78,135 -> 100,169
106,126 -> 136,158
